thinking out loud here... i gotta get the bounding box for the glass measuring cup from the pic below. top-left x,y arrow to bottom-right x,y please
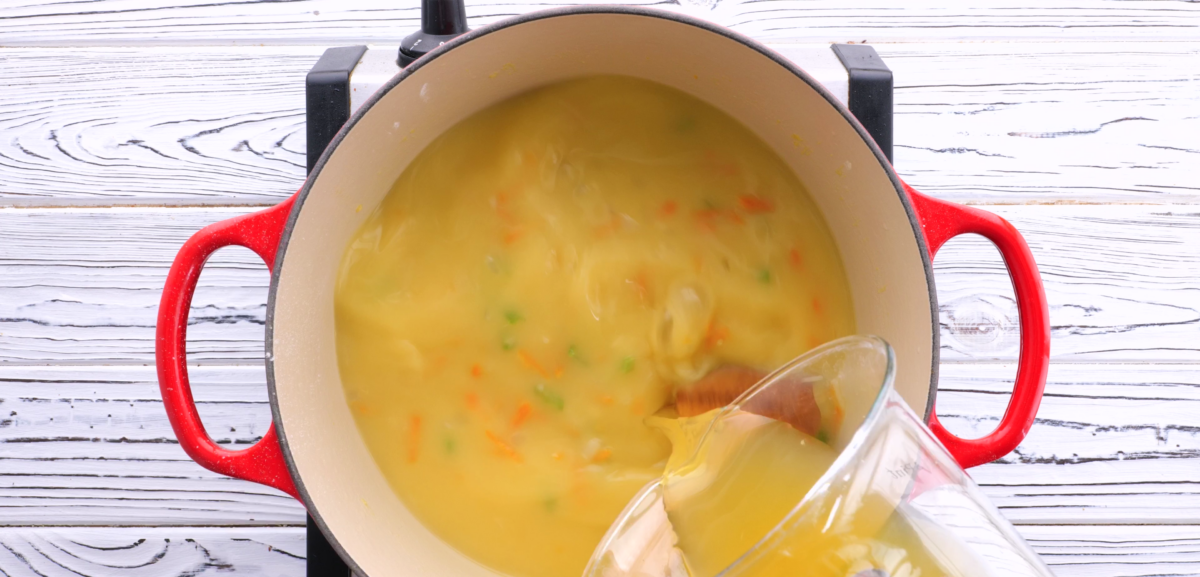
583,335 -> 1054,577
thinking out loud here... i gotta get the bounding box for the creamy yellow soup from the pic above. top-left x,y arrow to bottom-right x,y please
334,75 -> 855,577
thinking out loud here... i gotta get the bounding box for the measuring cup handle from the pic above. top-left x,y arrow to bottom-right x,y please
904,182 -> 1050,469
156,195 -> 301,499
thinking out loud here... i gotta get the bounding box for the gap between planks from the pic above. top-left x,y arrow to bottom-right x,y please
1,204 -> 1196,365
0,363 -> 1199,526
3,43 -> 1198,205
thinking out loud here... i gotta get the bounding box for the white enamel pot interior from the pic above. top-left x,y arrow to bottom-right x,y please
266,7 -> 936,575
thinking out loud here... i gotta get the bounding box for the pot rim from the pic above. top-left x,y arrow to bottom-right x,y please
264,6 -> 939,575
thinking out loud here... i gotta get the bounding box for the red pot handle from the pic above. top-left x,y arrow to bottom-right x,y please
904,182 -> 1050,469
156,196 -> 300,500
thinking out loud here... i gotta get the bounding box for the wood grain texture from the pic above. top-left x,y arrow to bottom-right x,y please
0,48 -> 317,205
3,43 -> 1198,205
885,42 -> 1200,204
940,363 -> 1200,525
0,527 -> 305,576
1020,525 -> 1200,577
0,361 -> 1197,527
0,525 -> 1182,577
935,205 -> 1200,363
0,205 -> 1195,365
1,0 -> 1199,46
0,364 -> 303,526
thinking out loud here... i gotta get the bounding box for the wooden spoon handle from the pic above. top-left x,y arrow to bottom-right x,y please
676,365 -> 822,437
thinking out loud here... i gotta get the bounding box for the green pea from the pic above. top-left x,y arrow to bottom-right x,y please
534,383 -> 564,411
620,357 -> 635,374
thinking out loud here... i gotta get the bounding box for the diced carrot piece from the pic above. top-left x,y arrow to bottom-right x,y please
465,392 -> 480,410
789,248 -> 804,269
704,323 -> 730,349
471,364 -> 483,378
591,448 -> 612,464
693,208 -> 722,232
518,350 -> 550,378
407,414 -> 422,464
739,194 -> 775,214
660,200 -> 678,216
503,229 -> 525,245
812,297 -> 823,314
512,402 -> 533,429
485,430 -> 523,463
597,395 -> 615,406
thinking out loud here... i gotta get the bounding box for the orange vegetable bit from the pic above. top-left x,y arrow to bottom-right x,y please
811,297 -> 824,314
350,400 -> 375,417
704,322 -> 730,349
518,349 -> 550,378
693,208 -> 722,232
492,191 -> 518,225
470,363 -> 484,378
591,448 -> 613,464
511,402 -> 533,429
789,248 -> 804,270
625,271 -> 650,304
597,395 -> 615,406
660,200 -> 678,217
465,392 -> 480,410
503,228 -> 525,245
485,430 -> 523,463
738,194 -> 775,214
407,414 -> 422,464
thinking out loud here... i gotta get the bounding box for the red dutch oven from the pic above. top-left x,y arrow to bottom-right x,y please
156,7 -> 1050,575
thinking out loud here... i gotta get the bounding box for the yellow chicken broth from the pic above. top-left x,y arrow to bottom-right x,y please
334,75 -> 855,577
659,410 -> 958,577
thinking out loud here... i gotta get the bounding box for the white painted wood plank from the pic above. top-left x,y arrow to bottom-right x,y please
0,204 -> 1195,365
0,48 -> 317,205
1020,525 -> 1200,577
0,527 -> 304,576
3,43 -> 1198,205
1,0 -> 1198,46
0,207 -> 270,364
935,205 -> 1200,363
0,362 -> 1198,526
883,42 -> 1200,204
0,364 -> 305,526
940,363 -> 1200,525
0,525 -> 1181,577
